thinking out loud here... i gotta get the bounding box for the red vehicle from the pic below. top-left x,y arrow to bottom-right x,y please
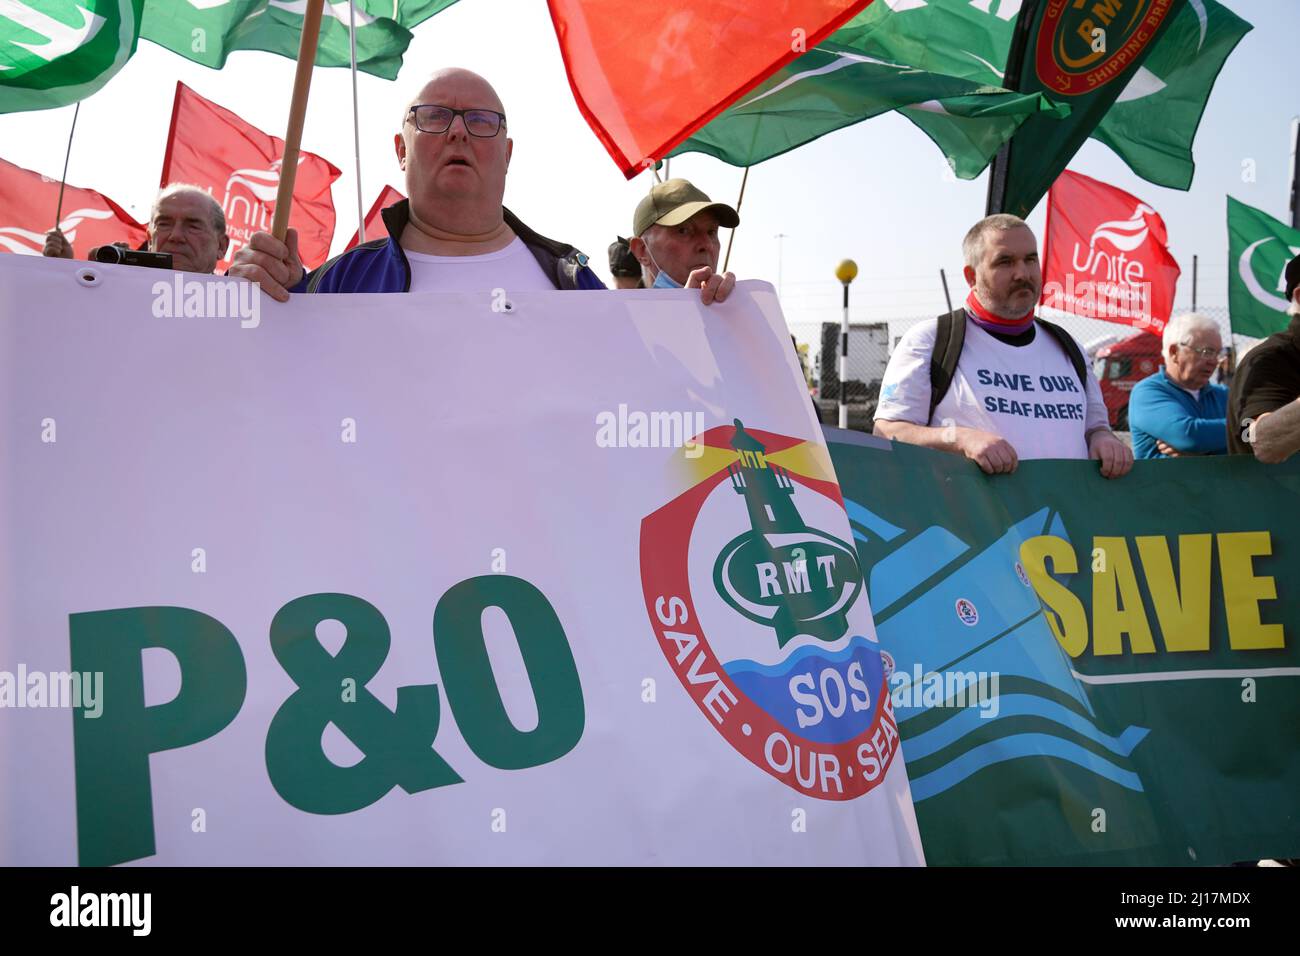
1092,331 -> 1163,430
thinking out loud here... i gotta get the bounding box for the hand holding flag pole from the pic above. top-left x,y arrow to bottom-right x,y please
271,0 -> 326,241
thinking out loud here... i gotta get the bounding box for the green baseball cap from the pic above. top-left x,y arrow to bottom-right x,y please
632,178 -> 740,238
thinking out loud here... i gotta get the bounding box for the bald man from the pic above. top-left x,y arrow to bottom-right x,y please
229,68 -> 603,296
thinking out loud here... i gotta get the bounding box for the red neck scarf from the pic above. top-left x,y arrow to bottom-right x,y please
965,290 -> 1034,333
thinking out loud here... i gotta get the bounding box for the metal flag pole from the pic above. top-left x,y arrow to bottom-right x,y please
721,166 -> 749,273
1192,254 -> 1198,312
54,102 -> 81,228
1289,117 -> 1300,229
349,0 -> 365,244
939,268 -> 954,314
271,0 -> 327,241
984,0 -> 1041,215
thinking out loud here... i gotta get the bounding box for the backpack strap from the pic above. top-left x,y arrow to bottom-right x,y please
1036,317 -> 1088,389
928,308 -> 967,426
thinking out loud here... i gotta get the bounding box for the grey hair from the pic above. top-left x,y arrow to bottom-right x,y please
962,213 -> 1031,268
1162,312 -> 1221,354
150,183 -> 226,236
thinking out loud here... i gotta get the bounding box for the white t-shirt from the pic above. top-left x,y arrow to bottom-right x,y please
874,315 -> 1109,461
406,237 -> 554,293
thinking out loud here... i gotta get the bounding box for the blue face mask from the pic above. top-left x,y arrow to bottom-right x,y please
652,268 -> 682,289
643,242 -> 682,289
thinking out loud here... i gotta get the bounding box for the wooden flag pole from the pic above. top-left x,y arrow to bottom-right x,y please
271,0 -> 327,241
721,165 -> 749,273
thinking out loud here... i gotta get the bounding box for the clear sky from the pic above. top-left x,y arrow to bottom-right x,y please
0,0 -> 1295,348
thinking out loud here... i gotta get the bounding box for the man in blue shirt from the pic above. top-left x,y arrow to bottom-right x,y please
1129,312 -> 1229,459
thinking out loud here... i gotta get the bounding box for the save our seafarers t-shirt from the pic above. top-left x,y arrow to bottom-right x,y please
874,314 -> 1109,460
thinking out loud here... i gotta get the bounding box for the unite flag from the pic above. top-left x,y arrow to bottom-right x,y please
159,82 -> 341,272
1041,170 -> 1180,334
0,155 -> 146,257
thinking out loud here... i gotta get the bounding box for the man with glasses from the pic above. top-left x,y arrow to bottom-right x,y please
228,68 -> 603,296
1128,313 -> 1230,459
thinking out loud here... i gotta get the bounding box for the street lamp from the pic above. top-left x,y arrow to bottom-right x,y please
835,259 -> 858,429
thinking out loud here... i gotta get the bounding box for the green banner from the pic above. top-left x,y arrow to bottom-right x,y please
827,430 -> 1300,866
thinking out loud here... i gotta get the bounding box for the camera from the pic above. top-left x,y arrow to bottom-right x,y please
89,245 -> 173,270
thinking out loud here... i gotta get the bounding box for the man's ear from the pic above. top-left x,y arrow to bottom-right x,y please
962,264 -> 976,288
505,137 -> 513,169
217,232 -> 229,260
629,235 -> 652,269
394,131 -> 406,170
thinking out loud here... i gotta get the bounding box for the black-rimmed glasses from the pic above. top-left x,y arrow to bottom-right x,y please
407,105 -> 506,137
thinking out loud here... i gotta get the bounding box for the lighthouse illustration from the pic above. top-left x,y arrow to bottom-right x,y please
712,420 -> 863,647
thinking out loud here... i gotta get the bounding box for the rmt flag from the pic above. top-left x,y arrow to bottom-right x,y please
0,157 -> 147,257
160,82 -> 340,271
1041,170 -> 1180,334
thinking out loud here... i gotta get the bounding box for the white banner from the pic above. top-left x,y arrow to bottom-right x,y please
0,256 -> 922,866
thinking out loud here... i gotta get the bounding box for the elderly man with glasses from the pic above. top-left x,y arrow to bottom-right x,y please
228,68 -> 604,297
1128,312 -> 1230,459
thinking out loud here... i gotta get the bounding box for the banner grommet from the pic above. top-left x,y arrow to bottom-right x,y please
74,268 -> 101,288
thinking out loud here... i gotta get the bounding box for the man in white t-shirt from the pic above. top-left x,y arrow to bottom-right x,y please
873,214 -> 1133,478
228,68 -> 604,297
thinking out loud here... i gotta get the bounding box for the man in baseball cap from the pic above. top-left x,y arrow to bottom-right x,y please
629,178 -> 739,305
1226,252 -> 1300,462
608,237 -> 644,289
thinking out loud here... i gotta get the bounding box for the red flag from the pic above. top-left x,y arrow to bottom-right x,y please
1041,169 -> 1181,334
0,157 -> 147,258
548,0 -> 874,178
159,82 -> 341,271
345,186 -> 405,251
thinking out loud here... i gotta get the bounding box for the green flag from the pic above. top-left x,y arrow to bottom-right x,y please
989,0 -> 1187,217
670,38 -> 1067,178
838,0 -> 1245,194
140,0 -> 459,81
1092,0 -> 1251,190
0,0 -> 144,113
1227,196 -> 1300,339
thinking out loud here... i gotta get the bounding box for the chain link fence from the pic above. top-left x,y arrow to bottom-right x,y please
787,303 -> 1246,432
